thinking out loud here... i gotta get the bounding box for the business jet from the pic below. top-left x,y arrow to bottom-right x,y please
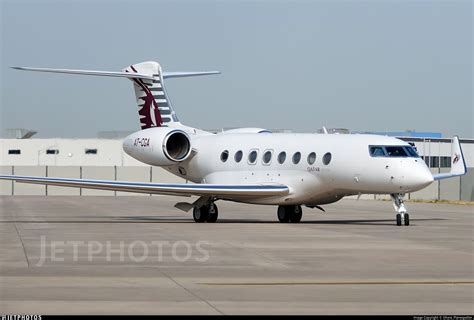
0,61 -> 467,226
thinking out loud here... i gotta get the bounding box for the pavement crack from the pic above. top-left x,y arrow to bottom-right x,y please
12,221 -> 30,268
158,268 -> 224,315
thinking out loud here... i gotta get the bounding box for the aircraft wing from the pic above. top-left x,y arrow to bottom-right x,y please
0,175 -> 289,197
432,136 -> 467,181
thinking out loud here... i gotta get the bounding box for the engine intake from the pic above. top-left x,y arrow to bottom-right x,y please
163,130 -> 192,161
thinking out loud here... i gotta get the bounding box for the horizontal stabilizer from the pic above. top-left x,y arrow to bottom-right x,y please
12,61 -> 220,131
162,71 -> 220,79
12,67 -> 221,80
11,66 -> 154,80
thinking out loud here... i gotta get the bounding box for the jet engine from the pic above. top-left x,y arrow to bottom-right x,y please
123,127 -> 192,166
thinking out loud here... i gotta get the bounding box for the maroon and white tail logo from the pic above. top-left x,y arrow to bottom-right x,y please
123,62 -> 179,129
452,153 -> 460,164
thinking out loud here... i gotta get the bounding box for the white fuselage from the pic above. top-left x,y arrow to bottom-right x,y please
123,130 -> 434,206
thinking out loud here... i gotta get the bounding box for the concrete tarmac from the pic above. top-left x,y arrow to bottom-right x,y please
0,196 -> 473,315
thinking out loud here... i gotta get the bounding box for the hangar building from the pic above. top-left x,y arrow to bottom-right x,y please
0,130 -> 473,201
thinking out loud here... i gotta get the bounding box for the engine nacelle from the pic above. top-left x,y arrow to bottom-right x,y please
123,127 -> 192,166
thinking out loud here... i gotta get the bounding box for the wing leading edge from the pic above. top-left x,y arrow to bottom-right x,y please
0,175 -> 289,197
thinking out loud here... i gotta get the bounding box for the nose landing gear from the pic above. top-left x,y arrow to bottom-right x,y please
391,194 -> 410,226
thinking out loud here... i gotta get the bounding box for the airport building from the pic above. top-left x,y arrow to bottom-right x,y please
0,130 -> 473,201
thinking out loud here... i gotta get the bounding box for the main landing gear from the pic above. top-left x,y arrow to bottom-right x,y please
193,202 -> 219,223
193,203 -> 304,223
277,205 -> 303,223
391,194 -> 410,226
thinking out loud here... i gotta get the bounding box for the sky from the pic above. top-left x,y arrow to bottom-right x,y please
1,0 -> 472,138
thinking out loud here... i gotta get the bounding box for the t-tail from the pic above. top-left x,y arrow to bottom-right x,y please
12,61 -> 220,130
123,61 -> 182,128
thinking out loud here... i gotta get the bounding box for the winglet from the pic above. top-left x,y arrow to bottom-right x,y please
433,136 -> 467,181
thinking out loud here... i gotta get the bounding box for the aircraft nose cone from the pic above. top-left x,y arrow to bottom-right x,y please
414,167 -> 434,189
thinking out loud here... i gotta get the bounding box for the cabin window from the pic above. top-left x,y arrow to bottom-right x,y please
262,150 -> 272,165
8,149 -> 21,155
323,152 -> 332,165
85,149 -> 97,155
248,150 -> 258,164
292,152 -> 301,164
307,152 -> 316,165
234,150 -> 243,163
277,151 -> 286,164
220,150 -> 229,162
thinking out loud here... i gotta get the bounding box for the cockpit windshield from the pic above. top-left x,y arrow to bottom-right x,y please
404,146 -> 419,157
385,146 -> 408,157
369,145 -> 420,158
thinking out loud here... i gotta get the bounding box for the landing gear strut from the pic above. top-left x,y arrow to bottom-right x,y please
193,202 -> 218,223
277,205 -> 303,223
391,194 -> 410,226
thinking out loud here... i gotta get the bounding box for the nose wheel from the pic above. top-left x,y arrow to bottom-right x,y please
193,203 -> 219,223
391,194 -> 410,226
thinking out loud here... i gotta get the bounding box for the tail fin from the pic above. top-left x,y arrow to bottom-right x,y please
122,61 -> 179,129
12,61 -> 220,130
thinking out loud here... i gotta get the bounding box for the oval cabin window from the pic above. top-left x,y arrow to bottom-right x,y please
292,152 -> 301,164
263,150 -> 272,164
234,150 -> 243,163
307,152 -> 316,165
248,150 -> 258,164
277,152 -> 286,164
323,152 -> 332,165
221,150 -> 229,162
